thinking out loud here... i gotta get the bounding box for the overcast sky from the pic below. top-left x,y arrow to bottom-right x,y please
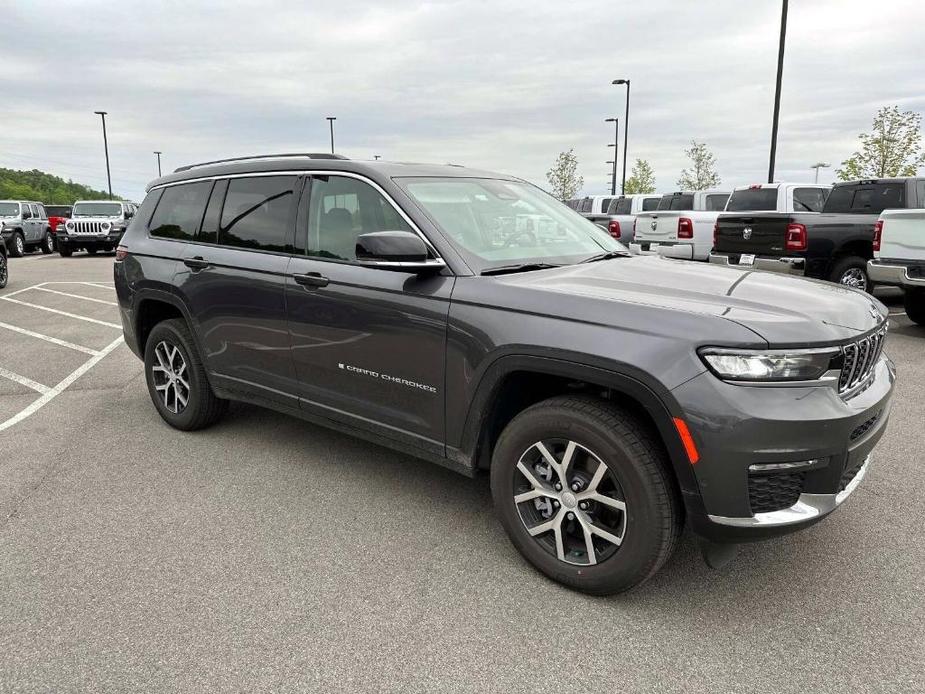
2,0 -> 924,202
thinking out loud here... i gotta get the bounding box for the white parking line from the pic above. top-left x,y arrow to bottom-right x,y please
0,366 -> 50,395
0,297 -> 122,329
0,336 -> 124,432
33,286 -> 118,306
0,321 -> 100,356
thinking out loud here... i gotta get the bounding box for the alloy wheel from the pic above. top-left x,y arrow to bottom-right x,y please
15,234 -> 24,255
151,341 -> 190,414
514,439 -> 627,566
0,254 -> 7,286
839,267 -> 868,291
45,233 -> 54,252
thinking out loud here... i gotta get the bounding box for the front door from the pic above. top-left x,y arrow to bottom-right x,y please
285,173 -> 452,453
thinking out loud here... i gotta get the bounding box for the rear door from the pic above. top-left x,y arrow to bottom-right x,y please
172,175 -> 300,406
285,172 -> 452,453
28,204 -> 42,242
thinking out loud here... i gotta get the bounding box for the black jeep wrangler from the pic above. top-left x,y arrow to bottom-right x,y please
115,154 -> 894,594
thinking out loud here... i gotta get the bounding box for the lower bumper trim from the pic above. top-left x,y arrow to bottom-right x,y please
867,260 -> 925,287
707,456 -> 870,528
709,253 -> 806,275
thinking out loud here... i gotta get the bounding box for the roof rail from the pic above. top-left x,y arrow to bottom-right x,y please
173,152 -> 348,173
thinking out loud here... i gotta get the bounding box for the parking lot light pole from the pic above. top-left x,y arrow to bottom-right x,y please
612,79 -> 630,194
605,118 -> 619,195
94,111 -> 112,199
768,0 -> 789,183
811,161 -> 830,183
326,117 -> 337,154
154,151 -> 162,177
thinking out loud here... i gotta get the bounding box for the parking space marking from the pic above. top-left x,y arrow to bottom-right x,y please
0,297 -> 122,329
0,321 -> 100,356
0,366 -> 50,395
32,286 -> 118,306
0,335 -> 124,433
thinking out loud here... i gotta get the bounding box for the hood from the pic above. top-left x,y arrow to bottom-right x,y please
494,255 -> 886,345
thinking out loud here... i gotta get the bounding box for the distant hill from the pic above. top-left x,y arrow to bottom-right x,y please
0,167 -> 120,204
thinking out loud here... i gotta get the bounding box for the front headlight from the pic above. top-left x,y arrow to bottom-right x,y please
65,221 -> 75,231
699,347 -> 839,382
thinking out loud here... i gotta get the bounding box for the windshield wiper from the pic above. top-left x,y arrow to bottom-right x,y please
580,250 -> 630,263
480,262 -> 561,276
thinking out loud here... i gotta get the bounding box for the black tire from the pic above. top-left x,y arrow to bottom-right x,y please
41,231 -> 54,254
490,395 -> 682,595
829,255 -> 872,293
9,232 -> 25,258
905,287 -> 925,326
144,318 -> 227,431
0,251 -> 8,289
58,246 -> 73,258
86,247 -> 98,256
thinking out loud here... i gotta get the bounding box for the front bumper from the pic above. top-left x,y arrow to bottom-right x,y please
57,232 -> 123,248
709,252 -> 806,276
867,259 -> 925,288
673,355 -> 894,542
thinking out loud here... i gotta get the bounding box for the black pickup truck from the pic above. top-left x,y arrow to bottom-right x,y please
709,178 -> 925,292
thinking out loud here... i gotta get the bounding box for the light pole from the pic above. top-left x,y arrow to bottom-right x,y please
606,162 -> 616,194
612,79 -> 630,194
768,0 -> 789,183
94,111 -> 112,199
326,116 -> 337,154
811,162 -> 830,183
605,117 -> 619,195
154,151 -> 162,177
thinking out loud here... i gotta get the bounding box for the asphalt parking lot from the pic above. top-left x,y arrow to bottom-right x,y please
1,253 -> 923,693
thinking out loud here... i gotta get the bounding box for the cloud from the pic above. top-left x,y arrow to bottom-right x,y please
1,0 -> 923,201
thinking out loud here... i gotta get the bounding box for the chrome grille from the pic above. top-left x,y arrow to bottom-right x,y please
838,325 -> 886,395
71,221 -> 105,235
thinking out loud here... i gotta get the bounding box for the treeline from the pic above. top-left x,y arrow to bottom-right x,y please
0,167 -> 118,204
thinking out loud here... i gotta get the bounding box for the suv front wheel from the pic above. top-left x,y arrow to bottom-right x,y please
490,395 -> 682,595
144,318 -> 227,430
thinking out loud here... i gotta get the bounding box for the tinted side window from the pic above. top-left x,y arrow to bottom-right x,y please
579,198 -> 592,213
132,189 -> 162,230
793,187 -> 826,212
600,198 -> 613,214
149,182 -> 212,241
199,179 -> 228,244
642,197 -> 660,211
307,175 -> 413,261
824,183 -> 904,214
220,176 -> 296,252
705,194 -> 729,211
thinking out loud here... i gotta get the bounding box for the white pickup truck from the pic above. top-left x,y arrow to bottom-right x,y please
585,194 -> 662,243
629,190 -> 730,261
868,208 -> 925,325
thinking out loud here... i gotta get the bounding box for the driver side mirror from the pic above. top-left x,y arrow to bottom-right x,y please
355,231 -> 445,273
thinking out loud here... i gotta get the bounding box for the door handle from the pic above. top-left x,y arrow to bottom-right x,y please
293,272 -> 329,288
184,256 -> 210,270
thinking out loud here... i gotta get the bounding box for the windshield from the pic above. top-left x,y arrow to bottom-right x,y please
823,183 -> 904,214
657,194 -> 694,211
72,202 -> 123,217
45,206 -> 71,217
727,188 -> 778,211
399,178 -> 622,272
0,202 -> 20,217
608,197 -> 633,215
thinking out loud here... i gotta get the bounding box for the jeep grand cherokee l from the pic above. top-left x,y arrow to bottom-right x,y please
115,154 -> 895,594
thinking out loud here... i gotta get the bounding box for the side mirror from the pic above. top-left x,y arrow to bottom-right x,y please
355,231 -> 445,273
21,209 -> 32,220
125,210 -> 134,219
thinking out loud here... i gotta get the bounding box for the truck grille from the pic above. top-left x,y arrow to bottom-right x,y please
71,221 -> 106,235
838,326 -> 886,396
748,471 -> 805,514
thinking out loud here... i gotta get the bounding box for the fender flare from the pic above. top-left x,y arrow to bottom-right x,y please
131,286 -> 204,358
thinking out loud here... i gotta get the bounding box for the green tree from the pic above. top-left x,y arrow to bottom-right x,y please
546,149 -> 584,201
836,106 -> 925,180
677,141 -> 721,190
0,167 -> 117,203
624,159 -> 656,194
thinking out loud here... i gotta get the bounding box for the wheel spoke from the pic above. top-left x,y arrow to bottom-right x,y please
575,515 -> 598,566
516,461 -> 553,493
581,512 -> 623,547
587,492 -> 626,512
514,488 -> 554,504
585,460 -> 607,493
527,513 -> 559,537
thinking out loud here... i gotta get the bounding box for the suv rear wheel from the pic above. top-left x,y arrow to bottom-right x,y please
490,395 -> 682,595
144,318 -> 227,430
41,231 -> 55,254
905,287 -> 925,326
10,232 -> 25,258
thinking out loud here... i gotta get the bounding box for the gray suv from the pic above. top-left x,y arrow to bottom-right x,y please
114,154 -> 895,594
0,200 -> 55,256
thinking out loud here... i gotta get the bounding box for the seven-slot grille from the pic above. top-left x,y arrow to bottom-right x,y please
70,221 -> 108,235
838,325 -> 887,395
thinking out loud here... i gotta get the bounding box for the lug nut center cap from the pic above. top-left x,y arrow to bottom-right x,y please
561,491 -> 578,509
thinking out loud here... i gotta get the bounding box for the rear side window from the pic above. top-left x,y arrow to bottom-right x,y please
220,176 -> 297,252
642,197 -> 660,211
609,197 -> 633,215
579,198 -> 592,213
793,187 -> 827,212
198,179 -> 228,244
658,194 -> 694,211
824,183 -> 904,214
599,198 -> 613,214
45,206 -> 71,217
149,182 -> 212,241
705,194 -> 729,211
726,188 -> 777,212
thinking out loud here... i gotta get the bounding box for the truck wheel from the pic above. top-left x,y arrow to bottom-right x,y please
829,256 -> 872,293
905,288 -> 925,326
58,247 -> 73,258
144,318 -> 227,431
0,252 -> 7,289
41,231 -> 55,254
490,395 -> 682,595
10,232 -> 25,258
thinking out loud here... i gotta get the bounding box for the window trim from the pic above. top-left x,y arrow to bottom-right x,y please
147,170 -> 444,265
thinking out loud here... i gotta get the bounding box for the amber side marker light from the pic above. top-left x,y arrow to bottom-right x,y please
673,417 -> 700,465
